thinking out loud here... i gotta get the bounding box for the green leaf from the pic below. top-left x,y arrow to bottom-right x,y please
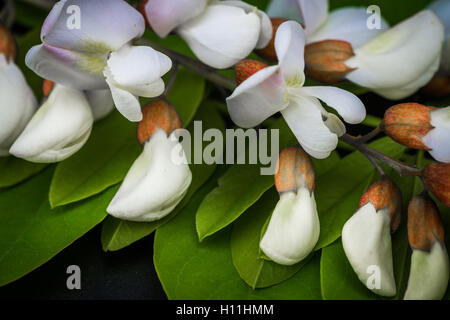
14,2 -> 48,29
167,67 -> 205,126
49,111 -> 141,207
154,177 -> 322,300
231,189 -> 311,289
0,156 -> 46,188
0,168 -> 115,286
314,137 -> 406,250
101,101 -> 225,251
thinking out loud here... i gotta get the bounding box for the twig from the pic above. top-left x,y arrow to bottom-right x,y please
354,123 -> 384,143
163,61 -> 179,96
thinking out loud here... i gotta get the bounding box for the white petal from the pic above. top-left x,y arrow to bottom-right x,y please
404,243 -> 449,300
324,113 -> 346,137
298,0 -> 328,35
105,74 -> 142,122
26,44 -> 108,90
275,21 -> 306,86
0,58 -> 37,155
345,10 -> 444,99
281,92 -> 337,159
85,89 -> 115,121
342,202 -> 397,297
423,106 -> 450,163
299,86 -> 366,124
260,189 -> 320,265
41,0 -> 145,52
266,0 -> 302,21
10,85 -> 93,163
107,45 -> 172,89
307,7 -> 389,48
226,65 -> 288,128
107,129 -> 192,222
218,0 -> 273,48
177,3 -> 261,69
144,0 -> 208,38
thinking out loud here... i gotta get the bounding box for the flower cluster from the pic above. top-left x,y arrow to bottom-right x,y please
1,0 -> 450,300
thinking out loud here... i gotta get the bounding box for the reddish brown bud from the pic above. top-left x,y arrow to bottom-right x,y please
304,40 -> 356,83
137,99 -> 182,144
275,146 -> 315,194
359,176 -> 402,232
234,59 -> 268,86
424,163 -> 450,207
383,103 -> 437,150
421,75 -> 450,98
408,194 -> 445,250
138,0 -> 152,29
0,25 -> 16,62
254,18 -> 287,62
42,79 -> 55,97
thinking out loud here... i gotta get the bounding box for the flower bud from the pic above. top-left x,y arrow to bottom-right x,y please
137,99 -> 182,144
260,146 -> 320,265
42,79 -> 55,97
342,176 -> 402,297
304,39 -> 356,83
9,84 -> 94,163
0,25 -> 16,63
384,103 -> 436,150
404,194 -> 449,300
424,163 -> 450,207
421,75 -> 450,98
254,18 -> 287,62
107,99 -> 191,222
235,59 -> 269,86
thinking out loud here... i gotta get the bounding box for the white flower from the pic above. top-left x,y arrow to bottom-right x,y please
260,188 -> 319,265
85,89 -> 115,121
422,106 -> 450,163
142,0 -> 272,69
10,84 -> 93,163
0,55 -> 37,156
226,21 -> 366,159
107,129 -> 192,222
25,0 -> 172,122
342,202 -> 397,297
267,0 -> 389,48
345,10 -> 444,100
428,0 -> 450,74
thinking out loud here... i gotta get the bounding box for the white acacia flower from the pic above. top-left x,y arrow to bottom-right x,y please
142,0 -> 272,69
107,100 -> 192,222
345,10 -> 444,100
429,0 -> 450,74
85,89 -> 115,121
25,0 -> 172,122
226,21 -> 366,159
10,84 -> 93,163
0,55 -> 37,156
422,106 -> 450,163
267,0 -> 389,48
342,177 -> 402,297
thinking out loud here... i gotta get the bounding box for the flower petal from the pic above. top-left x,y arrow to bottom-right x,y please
26,44 -> 107,90
281,93 -> 337,159
404,242 -> 449,300
226,65 -> 288,128
85,89 -> 115,121
307,7 -> 389,48
106,45 -> 172,88
177,3 -> 261,69
345,10 -> 444,99
260,189 -> 320,265
299,0 -> 328,35
105,74 -> 142,122
299,86 -> 366,124
144,0 -> 208,38
266,0 -> 302,21
342,202 -> 397,297
10,85 -> 93,163
0,58 -> 37,156
41,0 -> 145,52
275,21 -> 306,86
324,113 -> 346,137
107,129 -> 192,222
423,106 -> 450,163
